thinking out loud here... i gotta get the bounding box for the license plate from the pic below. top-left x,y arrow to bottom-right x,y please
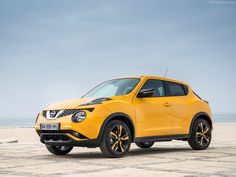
40,123 -> 60,130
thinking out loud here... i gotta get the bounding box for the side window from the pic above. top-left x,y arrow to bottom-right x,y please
164,81 -> 187,96
140,79 -> 165,97
183,85 -> 189,95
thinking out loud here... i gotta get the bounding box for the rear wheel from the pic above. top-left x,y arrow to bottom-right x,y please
46,145 -> 73,155
100,120 -> 132,158
188,118 -> 211,150
135,141 -> 154,148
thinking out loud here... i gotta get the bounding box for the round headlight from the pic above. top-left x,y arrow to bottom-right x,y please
72,111 -> 87,122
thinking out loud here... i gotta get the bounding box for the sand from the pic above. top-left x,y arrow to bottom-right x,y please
0,123 -> 236,176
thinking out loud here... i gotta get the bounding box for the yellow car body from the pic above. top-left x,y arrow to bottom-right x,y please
35,76 -> 212,157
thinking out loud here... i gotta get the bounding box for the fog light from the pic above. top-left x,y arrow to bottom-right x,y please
71,111 -> 86,122
73,132 -> 80,137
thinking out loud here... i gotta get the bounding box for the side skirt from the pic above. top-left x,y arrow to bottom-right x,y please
134,134 -> 190,143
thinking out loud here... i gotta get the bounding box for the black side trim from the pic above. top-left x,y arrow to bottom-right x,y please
134,134 -> 189,143
96,112 -> 136,143
189,112 -> 212,134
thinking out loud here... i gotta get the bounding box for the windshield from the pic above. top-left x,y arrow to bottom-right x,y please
83,78 -> 140,98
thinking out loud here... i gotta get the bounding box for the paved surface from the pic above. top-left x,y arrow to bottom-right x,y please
0,140 -> 236,177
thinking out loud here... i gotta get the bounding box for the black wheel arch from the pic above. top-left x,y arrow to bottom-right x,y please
97,112 -> 135,143
189,112 -> 212,135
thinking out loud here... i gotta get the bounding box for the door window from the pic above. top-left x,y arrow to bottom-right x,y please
164,81 -> 187,96
140,79 -> 165,97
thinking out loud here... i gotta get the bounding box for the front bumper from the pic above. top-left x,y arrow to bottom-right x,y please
35,105 -> 111,147
35,105 -> 110,140
37,130 -> 99,147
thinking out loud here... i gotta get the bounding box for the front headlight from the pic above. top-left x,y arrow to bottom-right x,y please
71,111 -> 87,122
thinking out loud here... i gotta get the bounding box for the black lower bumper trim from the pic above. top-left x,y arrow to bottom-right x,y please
37,130 -> 88,139
40,133 -> 99,148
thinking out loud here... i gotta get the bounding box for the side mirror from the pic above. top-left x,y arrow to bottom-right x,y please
137,88 -> 155,98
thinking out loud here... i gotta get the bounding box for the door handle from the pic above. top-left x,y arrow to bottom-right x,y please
163,102 -> 171,107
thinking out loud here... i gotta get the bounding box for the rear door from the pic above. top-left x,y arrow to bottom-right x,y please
163,81 -> 191,135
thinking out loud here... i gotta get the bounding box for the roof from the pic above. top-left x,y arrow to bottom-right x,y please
114,75 -> 189,86
138,75 -> 189,85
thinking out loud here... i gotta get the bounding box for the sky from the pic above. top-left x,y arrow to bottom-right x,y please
0,0 -> 236,120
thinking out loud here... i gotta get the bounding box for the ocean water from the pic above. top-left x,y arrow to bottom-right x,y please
0,114 -> 235,126
0,118 -> 35,126
213,114 -> 236,123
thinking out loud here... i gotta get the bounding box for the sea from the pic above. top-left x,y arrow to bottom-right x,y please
0,114 -> 235,127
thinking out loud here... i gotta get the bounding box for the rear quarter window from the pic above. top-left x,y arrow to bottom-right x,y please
183,85 -> 189,95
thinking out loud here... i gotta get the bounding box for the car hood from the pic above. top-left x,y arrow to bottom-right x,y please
46,98 -> 95,110
45,95 -> 126,110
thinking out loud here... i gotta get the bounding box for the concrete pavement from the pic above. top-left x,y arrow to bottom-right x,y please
0,140 -> 236,177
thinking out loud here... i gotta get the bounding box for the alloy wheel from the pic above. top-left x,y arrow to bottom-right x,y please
196,122 -> 210,146
109,125 -> 129,153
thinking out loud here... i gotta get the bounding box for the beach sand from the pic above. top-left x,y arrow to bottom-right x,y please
0,123 -> 236,176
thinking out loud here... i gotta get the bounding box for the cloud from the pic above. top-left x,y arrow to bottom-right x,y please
0,0 -> 236,118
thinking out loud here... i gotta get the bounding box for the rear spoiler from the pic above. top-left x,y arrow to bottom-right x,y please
193,91 -> 209,104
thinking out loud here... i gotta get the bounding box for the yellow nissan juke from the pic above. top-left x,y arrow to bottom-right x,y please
35,76 -> 212,158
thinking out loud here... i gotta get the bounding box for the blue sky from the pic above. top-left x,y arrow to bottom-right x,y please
0,0 -> 236,119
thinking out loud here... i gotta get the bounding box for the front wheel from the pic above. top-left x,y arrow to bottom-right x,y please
46,145 -> 73,155
188,119 -> 211,150
100,120 -> 132,158
135,141 -> 154,149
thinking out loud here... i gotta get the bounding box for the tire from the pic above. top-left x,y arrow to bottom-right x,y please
135,141 -> 154,149
188,118 -> 211,150
99,120 -> 132,158
46,145 -> 73,155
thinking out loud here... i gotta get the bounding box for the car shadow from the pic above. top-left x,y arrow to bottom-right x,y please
54,146 -> 194,159
128,147 -> 192,156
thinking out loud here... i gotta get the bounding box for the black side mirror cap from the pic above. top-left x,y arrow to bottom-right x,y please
137,88 -> 155,98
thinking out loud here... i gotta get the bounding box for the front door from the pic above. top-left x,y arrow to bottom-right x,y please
133,79 -> 171,137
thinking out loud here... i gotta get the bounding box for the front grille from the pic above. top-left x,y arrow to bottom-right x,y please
57,109 -> 80,118
42,108 -> 94,119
